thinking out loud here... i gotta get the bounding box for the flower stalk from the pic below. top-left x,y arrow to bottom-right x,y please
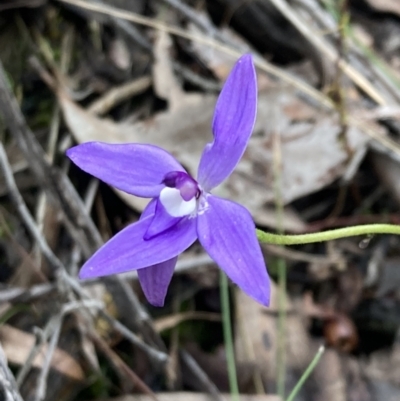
220,271 -> 240,401
257,224 -> 400,245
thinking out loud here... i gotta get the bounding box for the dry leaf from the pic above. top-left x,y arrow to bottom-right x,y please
234,284 -> 354,399
364,341 -> 400,387
234,282 -> 312,392
365,0 -> 400,16
0,324 -> 84,381
312,350 -> 347,401
59,88 -> 367,222
57,32 -> 367,230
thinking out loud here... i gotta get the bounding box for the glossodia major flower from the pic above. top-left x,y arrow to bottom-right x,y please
67,54 -> 270,307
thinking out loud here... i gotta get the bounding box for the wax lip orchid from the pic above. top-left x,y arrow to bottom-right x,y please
67,54 -> 270,307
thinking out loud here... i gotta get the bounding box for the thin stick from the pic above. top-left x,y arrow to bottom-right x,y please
0,58 -> 100,257
91,333 -> 160,401
16,327 -> 49,387
34,316 -> 63,401
180,350 -> 223,401
62,274 -> 169,364
0,142 -> 65,273
0,146 -> 167,372
0,342 -> 24,401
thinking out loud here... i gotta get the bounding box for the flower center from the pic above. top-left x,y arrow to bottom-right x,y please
160,171 -> 201,217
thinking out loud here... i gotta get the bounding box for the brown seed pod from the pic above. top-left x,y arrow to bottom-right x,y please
323,313 -> 359,353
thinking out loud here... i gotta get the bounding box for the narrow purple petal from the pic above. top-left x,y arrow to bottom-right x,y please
67,142 -> 185,198
197,195 -> 270,306
144,199 -> 182,240
79,215 -> 197,278
137,257 -> 177,307
141,198 -> 157,219
197,55 -> 257,191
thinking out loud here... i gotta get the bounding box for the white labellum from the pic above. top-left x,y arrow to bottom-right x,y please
160,187 -> 197,217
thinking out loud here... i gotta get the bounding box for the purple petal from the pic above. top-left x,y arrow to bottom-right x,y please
141,198 -> 157,219
197,195 -> 270,306
137,257 -> 177,306
79,215 -> 197,278
67,142 -> 185,198
144,199 -> 182,240
197,55 -> 257,190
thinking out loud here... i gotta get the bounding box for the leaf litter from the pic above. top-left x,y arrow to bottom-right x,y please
58,31 -> 367,230
1,0 -> 400,400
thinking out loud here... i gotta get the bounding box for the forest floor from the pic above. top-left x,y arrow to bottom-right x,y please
1,1 -> 400,401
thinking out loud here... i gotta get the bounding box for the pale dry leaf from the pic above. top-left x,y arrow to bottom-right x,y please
187,18 -> 246,81
234,283 -> 349,399
0,324 -> 84,380
234,281 -> 311,391
365,0 -> 400,16
58,40 -> 367,230
153,31 -> 185,110
312,350 -> 346,401
108,38 -> 131,71
363,339 -> 400,387
59,86 -> 366,224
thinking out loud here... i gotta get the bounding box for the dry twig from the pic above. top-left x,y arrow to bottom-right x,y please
0,142 -> 65,274
0,343 -> 24,401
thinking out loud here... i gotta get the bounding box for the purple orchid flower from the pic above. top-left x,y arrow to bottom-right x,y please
67,54 -> 270,307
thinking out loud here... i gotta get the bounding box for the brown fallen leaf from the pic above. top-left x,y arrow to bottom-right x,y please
235,282 -> 349,400
59,85 -> 367,224
56,32 -> 367,231
0,324 -> 84,381
234,282 -> 311,393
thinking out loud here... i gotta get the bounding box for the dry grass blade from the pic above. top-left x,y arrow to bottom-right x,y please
268,0 -> 386,104
88,76 -> 152,115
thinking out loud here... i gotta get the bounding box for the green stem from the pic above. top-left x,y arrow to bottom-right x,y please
276,257 -> 286,398
257,224 -> 400,245
220,270 -> 240,401
285,346 -> 325,401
